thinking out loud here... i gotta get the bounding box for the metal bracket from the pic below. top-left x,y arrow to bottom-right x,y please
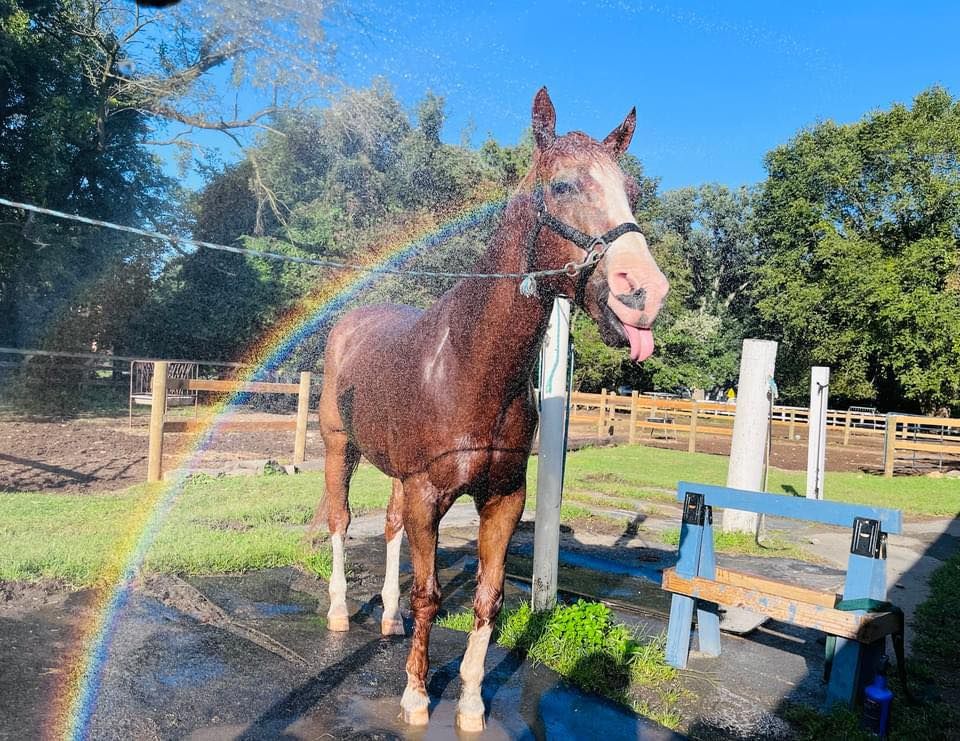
682,491 -> 706,526
850,517 -> 886,559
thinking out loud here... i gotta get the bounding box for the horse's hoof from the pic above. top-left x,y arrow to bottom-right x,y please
381,618 -> 405,636
456,712 -> 485,733
400,706 -> 429,726
327,614 -> 350,632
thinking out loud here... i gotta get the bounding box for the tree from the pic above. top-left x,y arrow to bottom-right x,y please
753,87 -> 960,413
0,0 -> 175,351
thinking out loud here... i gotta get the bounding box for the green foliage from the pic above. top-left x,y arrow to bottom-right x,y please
660,527 -> 814,562
0,466 -> 392,586
754,87 -> 960,412
438,600 -> 681,727
0,0 -> 176,359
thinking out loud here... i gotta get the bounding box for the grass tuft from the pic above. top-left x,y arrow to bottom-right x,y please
436,600 -> 683,729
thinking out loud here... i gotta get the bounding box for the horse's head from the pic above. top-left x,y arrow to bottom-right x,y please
523,87 -> 669,363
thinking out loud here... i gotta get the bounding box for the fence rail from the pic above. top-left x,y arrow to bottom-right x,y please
146,361 -> 313,482
567,391 -> 956,469
883,415 -> 960,477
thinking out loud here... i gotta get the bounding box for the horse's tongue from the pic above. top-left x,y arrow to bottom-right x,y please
623,323 -> 655,362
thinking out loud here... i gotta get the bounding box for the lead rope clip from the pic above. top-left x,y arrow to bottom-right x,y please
519,274 -> 538,298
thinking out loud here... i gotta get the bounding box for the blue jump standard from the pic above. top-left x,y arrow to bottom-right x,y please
663,482 -> 902,709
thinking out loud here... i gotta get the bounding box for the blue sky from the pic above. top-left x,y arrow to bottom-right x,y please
316,0 -> 958,190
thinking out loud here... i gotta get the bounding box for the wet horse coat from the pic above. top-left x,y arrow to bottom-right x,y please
312,88 -> 669,730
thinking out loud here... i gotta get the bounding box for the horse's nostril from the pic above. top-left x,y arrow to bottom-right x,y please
615,289 -> 646,311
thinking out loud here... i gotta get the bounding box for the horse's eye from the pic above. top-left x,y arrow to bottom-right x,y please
550,181 -> 575,197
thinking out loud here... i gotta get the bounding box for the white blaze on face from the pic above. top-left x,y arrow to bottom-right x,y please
588,162 -> 668,362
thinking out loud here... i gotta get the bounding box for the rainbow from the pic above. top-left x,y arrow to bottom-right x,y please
53,195 -> 506,740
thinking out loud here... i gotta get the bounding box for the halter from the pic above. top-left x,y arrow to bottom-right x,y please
520,183 -> 643,301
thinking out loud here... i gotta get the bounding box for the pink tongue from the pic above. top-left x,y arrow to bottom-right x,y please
622,324 -> 655,362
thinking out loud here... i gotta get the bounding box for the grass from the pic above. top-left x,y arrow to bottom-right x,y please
553,445 -> 960,517
659,526 -> 815,562
784,543 -> 960,739
437,600 -> 683,729
0,465 -> 393,586
3,442 -> 955,587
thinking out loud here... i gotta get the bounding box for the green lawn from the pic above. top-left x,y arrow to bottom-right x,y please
2,443 -> 957,587
554,445 -> 960,517
0,465 -> 392,586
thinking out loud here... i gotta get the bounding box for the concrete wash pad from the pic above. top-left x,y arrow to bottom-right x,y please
1,502 -> 956,740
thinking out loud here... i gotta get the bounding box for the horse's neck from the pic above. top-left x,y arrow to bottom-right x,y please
441,198 -> 554,389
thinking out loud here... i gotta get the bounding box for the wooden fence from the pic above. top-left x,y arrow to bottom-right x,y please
568,390 -> 890,452
883,415 -> 960,477
146,361 -> 312,482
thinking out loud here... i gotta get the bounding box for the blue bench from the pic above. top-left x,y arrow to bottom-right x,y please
662,481 -> 903,708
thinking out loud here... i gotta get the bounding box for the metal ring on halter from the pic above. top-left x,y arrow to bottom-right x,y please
564,261 -> 580,277
587,237 -> 608,263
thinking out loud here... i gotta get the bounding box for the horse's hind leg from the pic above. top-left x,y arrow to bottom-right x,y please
457,488 -> 525,732
317,426 -> 360,632
381,478 -> 405,636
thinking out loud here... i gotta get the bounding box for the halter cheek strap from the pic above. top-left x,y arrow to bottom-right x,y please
523,184 -> 643,301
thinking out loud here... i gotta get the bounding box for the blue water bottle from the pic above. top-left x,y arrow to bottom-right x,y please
862,655 -> 893,737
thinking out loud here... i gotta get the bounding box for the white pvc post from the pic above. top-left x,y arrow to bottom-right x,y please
806,366 -> 830,500
532,298 -> 571,612
722,339 -> 778,534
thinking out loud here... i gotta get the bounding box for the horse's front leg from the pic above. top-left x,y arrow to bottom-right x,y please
399,476 -> 449,725
381,478 -> 405,636
457,488 -> 525,732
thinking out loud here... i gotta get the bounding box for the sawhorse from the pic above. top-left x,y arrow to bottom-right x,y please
662,482 -> 903,708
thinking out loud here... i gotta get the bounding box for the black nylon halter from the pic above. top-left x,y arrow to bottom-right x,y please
526,184 -> 643,303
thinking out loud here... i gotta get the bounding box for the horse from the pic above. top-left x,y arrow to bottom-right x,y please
310,87 -> 670,731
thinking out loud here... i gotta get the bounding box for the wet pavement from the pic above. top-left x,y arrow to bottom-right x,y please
78,566 -> 679,740
2,504 -> 955,741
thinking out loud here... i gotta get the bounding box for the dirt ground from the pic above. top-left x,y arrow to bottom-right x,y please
0,411 -> 325,493
0,408 -> 906,494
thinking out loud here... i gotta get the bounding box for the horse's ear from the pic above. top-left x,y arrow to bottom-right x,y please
532,87 -> 556,150
603,107 -> 636,156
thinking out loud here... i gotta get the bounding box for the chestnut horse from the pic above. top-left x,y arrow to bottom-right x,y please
311,88 -> 669,730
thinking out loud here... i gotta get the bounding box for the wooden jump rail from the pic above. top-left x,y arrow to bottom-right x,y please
146,361 -> 313,483
662,482 -> 904,708
883,414 -> 960,477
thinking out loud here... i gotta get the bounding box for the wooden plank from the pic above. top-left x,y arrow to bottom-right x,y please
662,568 -> 872,639
187,379 -> 301,394
884,415 -> 897,478
895,440 -> 960,455
147,362 -> 167,483
164,419 -> 297,433
293,371 -> 311,464
712,567 -> 838,608
676,482 -> 903,533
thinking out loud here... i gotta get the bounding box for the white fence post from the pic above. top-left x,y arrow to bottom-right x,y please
722,339 -> 778,534
806,366 -> 830,499
532,298 -> 571,612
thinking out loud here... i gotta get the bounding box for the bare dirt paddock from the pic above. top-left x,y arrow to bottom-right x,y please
0,411 -> 325,493
0,408 -> 895,494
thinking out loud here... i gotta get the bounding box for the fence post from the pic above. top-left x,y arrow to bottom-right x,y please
533,298 -> 572,612
788,410 -> 795,441
597,389 -> 607,440
723,339 -> 778,534
688,400 -> 699,453
293,371 -> 311,464
843,408 -> 853,446
883,414 -> 897,478
628,391 -> 638,445
147,361 -> 168,483
806,366 -> 830,500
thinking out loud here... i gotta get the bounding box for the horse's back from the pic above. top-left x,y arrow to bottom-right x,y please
324,303 -> 424,375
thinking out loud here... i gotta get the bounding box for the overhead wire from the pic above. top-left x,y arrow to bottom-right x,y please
0,196 -> 585,282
